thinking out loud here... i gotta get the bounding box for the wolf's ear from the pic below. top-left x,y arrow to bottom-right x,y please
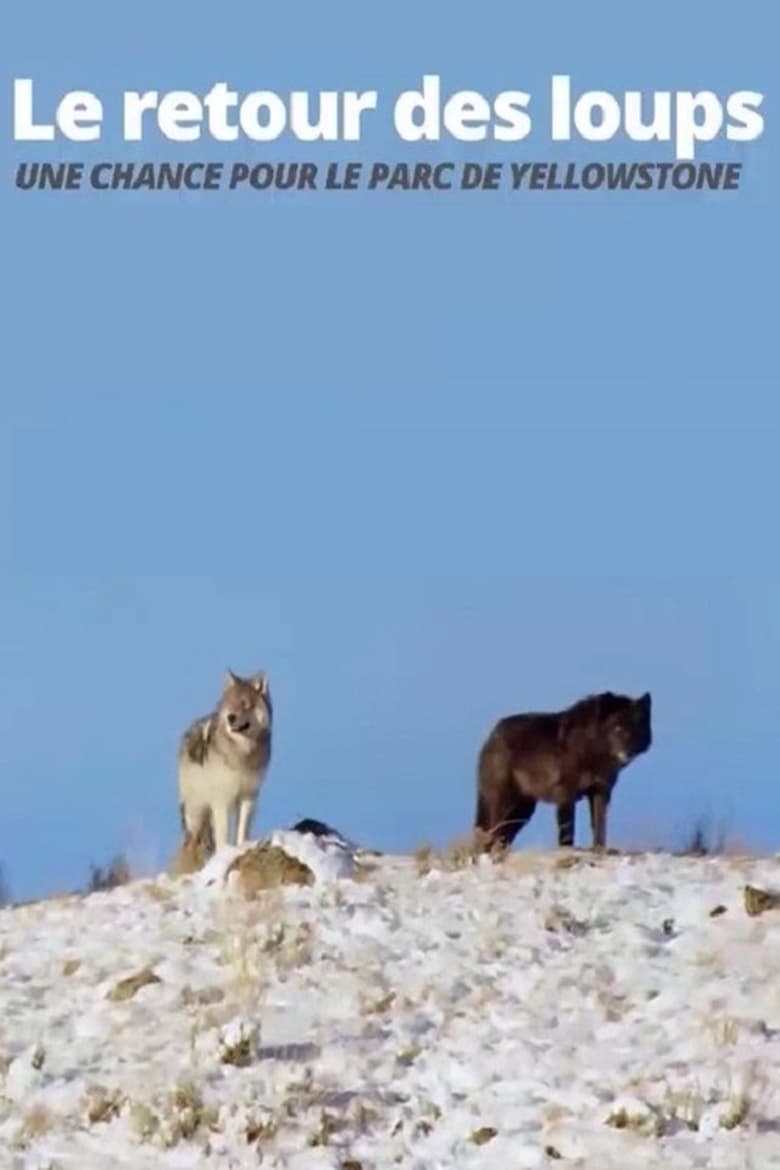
223,669 -> 241,690
250,671 -> 269,695
638,691 -> 651,712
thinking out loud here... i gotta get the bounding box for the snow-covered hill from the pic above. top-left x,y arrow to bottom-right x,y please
1,837 -> 779,1169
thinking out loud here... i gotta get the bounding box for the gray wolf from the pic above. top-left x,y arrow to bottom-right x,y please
177,669 -> 272,855
475,690 -> 652,850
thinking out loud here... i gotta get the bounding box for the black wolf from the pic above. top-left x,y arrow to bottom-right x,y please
476,691 -> 652,850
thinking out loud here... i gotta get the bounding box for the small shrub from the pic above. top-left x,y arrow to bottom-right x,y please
678,819 -> 726,857
85,1084 -> 125,1124
308,1110 -> 347,1147
605,1107 -> 660,1137
128,1101 -> 160,1142
718,1060 -> 767,1130
720,1094 -> 751,1130
163,1081 -> 218,1146
414,843 -> 435,876
12,1103 -> 55,1148
363,991 -> 396,1015
396,1043 -> 421,1066
707,1016 -> 740,1047
245,1112 -> 280,1145
218,1018 -> 260,1067
87,854 -> 131,893
262,920 -> 315,970
544,905 -> 589,936
414,830 -> 506,876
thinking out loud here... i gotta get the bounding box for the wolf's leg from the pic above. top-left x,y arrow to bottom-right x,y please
477,744 -> 536,849
182,803 -> 208,841
210,802 -> 230,852
236,797 -> 256,847
486,795 -> 536,849
556,802 -> 576,848
509,795 -> 536,844
587,791 -> 608,849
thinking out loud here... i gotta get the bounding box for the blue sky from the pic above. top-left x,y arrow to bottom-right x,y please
1,1 -> 778,899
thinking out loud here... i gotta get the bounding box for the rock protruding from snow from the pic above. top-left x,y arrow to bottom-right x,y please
269,827 -> 358,882
226,844 -> 314,898
190,826 -> 359,898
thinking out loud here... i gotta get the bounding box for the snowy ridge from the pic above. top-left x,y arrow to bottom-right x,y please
1,842 -> 779,1169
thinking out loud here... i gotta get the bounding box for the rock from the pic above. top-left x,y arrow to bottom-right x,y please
227,843 -> 314,897
470,1126 -> 498,1145
107,966 -> 162,1002
744,885 -> 780,917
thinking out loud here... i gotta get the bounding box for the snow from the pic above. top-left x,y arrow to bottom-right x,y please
1,838 -> 779,1169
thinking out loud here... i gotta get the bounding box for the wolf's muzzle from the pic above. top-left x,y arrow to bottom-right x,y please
227,713 -> 252,734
